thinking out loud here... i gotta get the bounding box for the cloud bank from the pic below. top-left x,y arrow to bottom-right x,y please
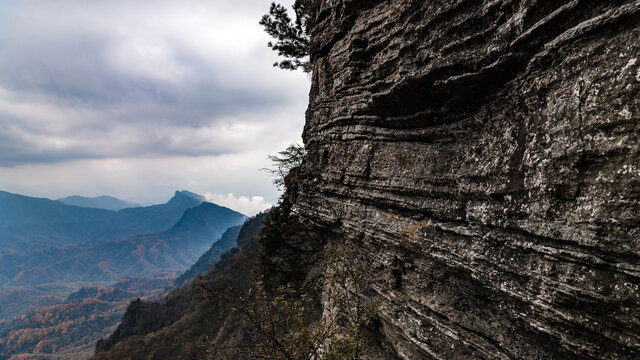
0,0 -> 307,203
205,192 -> 272,216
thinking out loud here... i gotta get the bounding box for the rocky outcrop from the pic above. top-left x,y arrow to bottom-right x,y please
298,1 -> 640,359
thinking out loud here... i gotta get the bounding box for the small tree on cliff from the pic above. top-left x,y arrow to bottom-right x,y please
263,142 -> 306,191
260,1 -> 319,72
260,143 -> 314,290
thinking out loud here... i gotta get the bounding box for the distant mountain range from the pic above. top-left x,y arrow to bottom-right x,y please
0,218 -> 251,359
0,188 -> 252,359
0,190 -> 112,228
0,190 -> 210,253
57,195 -> 140,211
0,197 -> 246,288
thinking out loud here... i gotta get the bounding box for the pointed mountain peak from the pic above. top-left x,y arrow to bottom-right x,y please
167,190 -> 205,207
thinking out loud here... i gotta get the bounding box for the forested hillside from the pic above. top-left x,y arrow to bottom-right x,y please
93,213 -> 266,359
0,278 -> 171,360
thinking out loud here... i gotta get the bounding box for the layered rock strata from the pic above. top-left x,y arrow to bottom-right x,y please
298,1 -> 640,359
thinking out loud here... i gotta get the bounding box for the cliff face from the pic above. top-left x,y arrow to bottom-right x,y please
298,1 -> 640,359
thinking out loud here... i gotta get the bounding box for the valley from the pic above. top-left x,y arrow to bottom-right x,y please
0,190 -> 247,359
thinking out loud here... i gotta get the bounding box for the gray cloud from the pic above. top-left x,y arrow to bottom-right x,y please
0,0 -> 308,166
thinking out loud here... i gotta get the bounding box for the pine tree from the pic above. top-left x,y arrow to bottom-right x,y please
260,1 -> 319,72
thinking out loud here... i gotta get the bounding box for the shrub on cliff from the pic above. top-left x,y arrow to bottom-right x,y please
203,244 -> 378,360
263,142 -> 306,191
258,143 -> 321,290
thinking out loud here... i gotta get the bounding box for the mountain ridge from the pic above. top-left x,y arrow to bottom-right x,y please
0,201 -> 246,288
0,190 -> 206,252
170,224 -> 242,290
0,190 -> 112,228
57,195 -> 139,211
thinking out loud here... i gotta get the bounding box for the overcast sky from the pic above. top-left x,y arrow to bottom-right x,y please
0,0 -> 309,215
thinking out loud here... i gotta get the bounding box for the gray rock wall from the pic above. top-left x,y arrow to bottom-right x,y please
297,1 -> 640,358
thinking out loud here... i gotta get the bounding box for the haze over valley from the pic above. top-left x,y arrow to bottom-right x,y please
0,189 -> 247,358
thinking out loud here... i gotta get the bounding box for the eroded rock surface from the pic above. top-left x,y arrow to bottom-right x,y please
298,1 -> 640,358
